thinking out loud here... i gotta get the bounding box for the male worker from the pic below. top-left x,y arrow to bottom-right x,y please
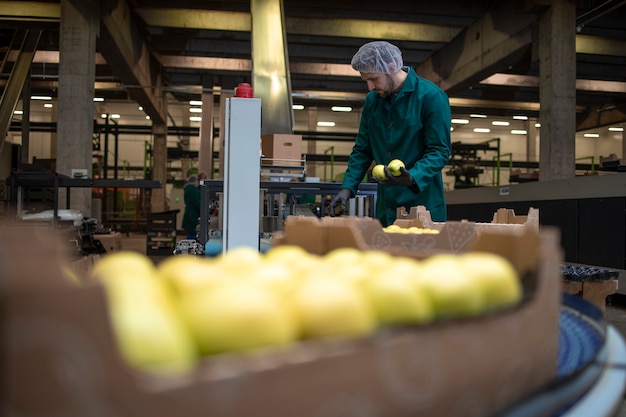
329,41 -> 451,226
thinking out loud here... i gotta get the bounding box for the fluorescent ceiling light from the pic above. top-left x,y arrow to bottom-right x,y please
511,130 -> 527,135
513,115 -> 528,120
470,114 -> 487,118
473,128 -> 491,133
292,104 -> 304,110
583,133 -> 599,138
100,113 -> 107,118
14,110 -> 23,115
492,121 -> 510,126
451,118 -> 469,124
608,127 -> 623,132
535,123 -> 541,128
189,107 -> 202,113
93,97 -> 104,102
331,106 -> 352,112
189,100 -> 202,106
145,115 -> 151,120
43,103 -> 53,108
317,121 -> 335,127
31,95 -> 51,100
189,116 -> 202,122
138,106 -> 144,111
110,113 -> 120,119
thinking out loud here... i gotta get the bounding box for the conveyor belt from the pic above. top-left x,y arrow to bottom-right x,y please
500,293 -> 626,417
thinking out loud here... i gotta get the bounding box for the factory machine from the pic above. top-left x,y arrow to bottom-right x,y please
191,179 -> 378,256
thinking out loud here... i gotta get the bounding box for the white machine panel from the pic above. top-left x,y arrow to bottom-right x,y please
223,97 -> 262,252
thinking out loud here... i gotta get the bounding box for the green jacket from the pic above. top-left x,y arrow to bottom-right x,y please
342,67 -> 452,226
182,184 -> 201,235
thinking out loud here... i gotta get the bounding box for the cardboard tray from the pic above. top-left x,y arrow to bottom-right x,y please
394,205 -> 539,235
1,221 -> 562,417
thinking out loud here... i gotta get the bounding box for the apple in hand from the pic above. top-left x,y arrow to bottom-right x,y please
372,164 -> 387,181
387,159 -> 406,176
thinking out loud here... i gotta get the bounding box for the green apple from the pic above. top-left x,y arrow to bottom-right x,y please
178,280 -> 296,355
91,250 -> 155,283
157,255 -> 225,296
321,247 -> 372,286
387,159 -> 406,176
249,260 -> 299,300
360,250 -> 395,276
264,245 -> 322,277
459,252 -> 522,311
418,253 -> 484,319
107,295 -> 198,375
217,246 -> 264,278
92,252 -> 198,374
372,164 -> 387,181
362,269 -> 433,326
291,276 -> 375,340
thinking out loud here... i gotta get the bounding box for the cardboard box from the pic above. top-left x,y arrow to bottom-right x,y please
395,205 -> 539,235
261,134 -> 302,166
68,254 -> 101,279
94,231 -> 123,253
1,220 -> 562,417
562,280 -> 618,313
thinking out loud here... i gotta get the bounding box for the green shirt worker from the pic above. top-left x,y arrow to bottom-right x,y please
182,174 -> 201,239
329,41 -> 452,226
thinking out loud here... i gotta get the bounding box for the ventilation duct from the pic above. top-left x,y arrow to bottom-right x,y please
250,0 -> 294,135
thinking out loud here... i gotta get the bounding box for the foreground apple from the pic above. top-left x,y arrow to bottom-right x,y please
418,253 -> 484,319
178,279 -> 296,355
90,251 -> 198,374
157,255 -> 225,296
362,267 -> 433,325
387,159 -> 406,176
459,252 -> 522,311
291,275 -> 375,340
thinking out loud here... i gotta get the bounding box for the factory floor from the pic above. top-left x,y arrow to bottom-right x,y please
117,231 -> 626,416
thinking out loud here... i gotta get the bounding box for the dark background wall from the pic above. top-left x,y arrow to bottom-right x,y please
447,197 -> 626,270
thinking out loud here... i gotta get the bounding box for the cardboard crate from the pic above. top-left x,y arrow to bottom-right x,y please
94,231 -> 123,253
394,205 -> 539,235
1,220 -> 562,417
261,134 -> 302,166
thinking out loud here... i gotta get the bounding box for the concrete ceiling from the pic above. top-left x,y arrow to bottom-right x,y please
1,0 -> 626,131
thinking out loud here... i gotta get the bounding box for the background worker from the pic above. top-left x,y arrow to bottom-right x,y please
182,173 -> 201,239
329,41 -> 452,226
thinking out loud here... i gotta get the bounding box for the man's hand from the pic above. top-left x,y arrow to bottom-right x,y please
373,166 -> 415,187
328,188 -> 353,216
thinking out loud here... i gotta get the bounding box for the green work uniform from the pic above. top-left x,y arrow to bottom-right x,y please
341,67 -> 452,226
182,183 -> 201,237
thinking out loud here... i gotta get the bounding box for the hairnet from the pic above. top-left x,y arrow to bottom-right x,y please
186,174 -> 198,185
351,41 -> 403,75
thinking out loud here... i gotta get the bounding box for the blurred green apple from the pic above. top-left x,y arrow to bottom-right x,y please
92,251 -> 198,374
291,276 -> 375,340
179,280 -> 296,355
419,253 -> 484,319
460,252 -> 522,311
363,269 -> 433,325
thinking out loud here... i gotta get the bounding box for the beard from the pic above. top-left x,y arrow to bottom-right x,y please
376,74 -> 396,97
